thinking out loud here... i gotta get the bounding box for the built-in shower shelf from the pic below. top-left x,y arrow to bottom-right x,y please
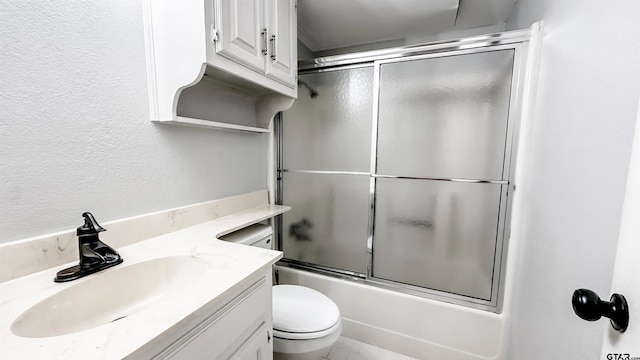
166,116 -> 271,133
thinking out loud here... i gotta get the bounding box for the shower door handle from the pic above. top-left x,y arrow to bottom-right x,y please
572,288 -> 629,333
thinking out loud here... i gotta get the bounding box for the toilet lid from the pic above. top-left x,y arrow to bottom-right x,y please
272,285 -> 340,334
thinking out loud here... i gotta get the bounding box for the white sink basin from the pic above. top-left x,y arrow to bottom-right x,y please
11,256 -> 209,338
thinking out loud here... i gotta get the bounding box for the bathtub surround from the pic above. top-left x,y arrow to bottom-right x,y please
270,22 -> 542,359
0,190 -> 284,283
279,29 -> 537,312
278,267 -> 504,360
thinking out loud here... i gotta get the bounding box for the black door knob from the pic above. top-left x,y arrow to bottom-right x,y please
572,288 -> 629,333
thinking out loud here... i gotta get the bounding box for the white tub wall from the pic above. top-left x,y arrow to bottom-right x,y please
277,267 -> 505,360
1,1 -> 269,244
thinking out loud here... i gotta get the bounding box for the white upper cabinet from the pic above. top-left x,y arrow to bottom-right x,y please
213,0 -> 297,88
142,0 -> 297,131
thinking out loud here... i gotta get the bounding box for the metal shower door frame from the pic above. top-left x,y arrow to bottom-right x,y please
276,29 -> 532,312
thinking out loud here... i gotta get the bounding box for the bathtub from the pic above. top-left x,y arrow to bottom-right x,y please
276,266 -> 507,360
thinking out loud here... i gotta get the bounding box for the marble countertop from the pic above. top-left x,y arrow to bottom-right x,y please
0,205 -> 287,359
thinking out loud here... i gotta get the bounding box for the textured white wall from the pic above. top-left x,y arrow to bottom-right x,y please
505,1 -> 640,358
0,1 -> 268,243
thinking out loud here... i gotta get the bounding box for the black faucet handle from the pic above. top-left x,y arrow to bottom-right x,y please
77,212 -> 106,237
55,212 -> 122,282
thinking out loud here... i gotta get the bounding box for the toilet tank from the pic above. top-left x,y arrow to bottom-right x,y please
219,223 -> 273,249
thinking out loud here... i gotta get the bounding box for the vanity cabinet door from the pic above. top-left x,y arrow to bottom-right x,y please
151,277 -> 271,360
215,0 -> 266,73
265,0 -> 297,87
229,323 -> 272,360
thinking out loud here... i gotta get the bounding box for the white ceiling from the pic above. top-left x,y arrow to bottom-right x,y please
297,0 -> 518,51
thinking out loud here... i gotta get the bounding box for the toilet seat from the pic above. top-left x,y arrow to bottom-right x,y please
272,285 -> 341,340
273,318 -> 341,340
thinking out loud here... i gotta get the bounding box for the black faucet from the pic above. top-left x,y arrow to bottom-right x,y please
54,212 -> 123,282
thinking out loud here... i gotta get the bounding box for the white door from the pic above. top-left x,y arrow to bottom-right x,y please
216,0 -> 266,73
600,100 -> 640,357
265,0 -> 297,86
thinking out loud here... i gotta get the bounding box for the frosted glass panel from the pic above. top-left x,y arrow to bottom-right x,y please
282,172 -> 370,274
372,178 -> 503,300
282,68 -> 373,171
377,50 -> 514,180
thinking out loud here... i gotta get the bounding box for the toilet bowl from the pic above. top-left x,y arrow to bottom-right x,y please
272,285 -> 342,360
220,224 -> 342,360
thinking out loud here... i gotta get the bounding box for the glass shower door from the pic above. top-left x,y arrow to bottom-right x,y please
277,35 -> 529,310
280,67 -> 374,274
371,50 -> 516,300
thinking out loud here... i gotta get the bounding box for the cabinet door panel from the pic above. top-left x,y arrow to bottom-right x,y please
217,0 -> 265,73
230,323 -> 272,360
265,0 -> 296,86
153,278 -> 269,359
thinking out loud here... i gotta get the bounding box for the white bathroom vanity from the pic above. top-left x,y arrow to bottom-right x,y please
0,192 -> 289,359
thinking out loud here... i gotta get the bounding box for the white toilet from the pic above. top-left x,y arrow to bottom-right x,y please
220,224 -> 342,360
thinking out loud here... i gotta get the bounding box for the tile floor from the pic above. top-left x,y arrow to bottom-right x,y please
321,336 -> 418,360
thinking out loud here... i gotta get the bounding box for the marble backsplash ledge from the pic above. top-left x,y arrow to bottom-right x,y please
0,190 -> 270,283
